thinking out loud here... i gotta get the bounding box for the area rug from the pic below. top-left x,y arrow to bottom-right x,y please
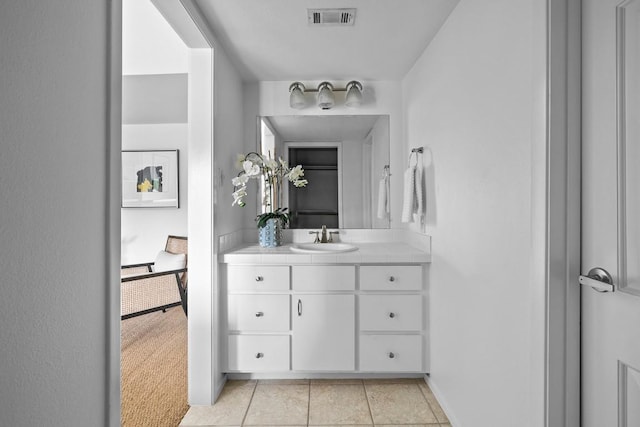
121,306 -> 189,426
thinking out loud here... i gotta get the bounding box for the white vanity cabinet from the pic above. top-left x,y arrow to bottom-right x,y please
291,266 -> 356,371
223,256 -> 426,375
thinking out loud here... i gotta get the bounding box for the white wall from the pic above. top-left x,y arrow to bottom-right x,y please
402,0 -> 542,425
123,0 -> 188,75
210,32 -> 246,404
0,1 -> 118,425
121,123 -> 188,264
213,52 -> 248,237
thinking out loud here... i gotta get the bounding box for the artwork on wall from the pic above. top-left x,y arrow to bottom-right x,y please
122,150 -> 179,208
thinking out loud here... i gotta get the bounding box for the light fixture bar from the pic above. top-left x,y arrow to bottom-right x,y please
288,80 -> 363,110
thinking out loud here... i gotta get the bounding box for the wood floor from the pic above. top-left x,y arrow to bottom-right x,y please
121,306 -> 188,427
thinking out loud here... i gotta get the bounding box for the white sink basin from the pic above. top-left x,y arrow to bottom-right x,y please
290,243 -> 358,254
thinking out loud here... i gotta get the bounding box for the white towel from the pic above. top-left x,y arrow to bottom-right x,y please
377,178 -> 388,219
414,161 -> 424,223
401,165 -> 416,222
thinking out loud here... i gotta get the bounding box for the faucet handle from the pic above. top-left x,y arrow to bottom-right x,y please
308,231 -> 320,243
328,231 -> 339,243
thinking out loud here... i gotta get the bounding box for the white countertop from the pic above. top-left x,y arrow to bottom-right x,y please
220,242 -> 431,264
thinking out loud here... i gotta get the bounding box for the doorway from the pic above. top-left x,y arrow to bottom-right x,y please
114,0 -> 216,424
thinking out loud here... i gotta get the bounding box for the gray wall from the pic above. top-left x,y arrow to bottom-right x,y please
0,1 -> 117,425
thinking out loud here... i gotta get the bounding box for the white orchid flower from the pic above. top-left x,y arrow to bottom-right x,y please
232,185 -> 247,206
232,174 -> 249,186
279,157 -> 289,169
293,179 -> 308,188
242,160 -> 261,177
288,165 -> 304,181
264,158 -> 278,170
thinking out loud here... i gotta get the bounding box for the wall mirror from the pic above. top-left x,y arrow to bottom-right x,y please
258,115 -> 390,229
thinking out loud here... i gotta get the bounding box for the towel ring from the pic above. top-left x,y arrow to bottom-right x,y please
408,147 -> 423,166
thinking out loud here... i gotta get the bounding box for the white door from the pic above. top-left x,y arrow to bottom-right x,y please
292,294 -> 354,371
582,0 -> 640,425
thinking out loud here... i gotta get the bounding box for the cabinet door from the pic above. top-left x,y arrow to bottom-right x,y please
292,294 -> 355,371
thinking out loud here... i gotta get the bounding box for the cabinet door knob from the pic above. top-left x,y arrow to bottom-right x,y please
388,352 -> 395,359
255,276 -> 264,282
388,276 -> 396,282
389,312 -> 395,318
255,353 -> 264,359
255,311 -> 264,317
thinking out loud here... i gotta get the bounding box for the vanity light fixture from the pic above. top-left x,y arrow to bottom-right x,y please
289,82 -> 306,109
316,81 -> 335,110
345,80 -> 363,107
288,80 -> 364,110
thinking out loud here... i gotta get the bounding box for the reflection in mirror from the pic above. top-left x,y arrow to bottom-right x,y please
258,115 -> 390,229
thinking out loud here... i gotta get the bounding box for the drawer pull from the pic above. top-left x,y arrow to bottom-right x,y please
255,311 -> 264,317
255,352 -> 264,359
389,312 -> 395,318
297,299 -> 302,316
388,352 -> 395,359
255,276 -> 264,282
388,276 -> 396,282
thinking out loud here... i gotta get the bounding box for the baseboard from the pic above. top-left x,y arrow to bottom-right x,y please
424,374 -> 459,427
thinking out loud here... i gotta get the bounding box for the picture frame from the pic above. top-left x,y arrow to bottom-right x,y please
122,150 -> 179,208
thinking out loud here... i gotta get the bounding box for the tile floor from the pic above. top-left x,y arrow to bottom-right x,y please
180,378 -> 450,427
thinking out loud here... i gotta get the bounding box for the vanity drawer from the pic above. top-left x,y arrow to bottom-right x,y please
228,295 -> 290,332
360,265 -> 422,291
228,335 -> 290,371
359,335 -> 422,372
292,265 -> 356,291
227,265 -> 290,292
359,295 -> 422,331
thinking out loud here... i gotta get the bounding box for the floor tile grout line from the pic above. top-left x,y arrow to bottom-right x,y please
417,381 -> 443,424
239,381 -> 258,427
362,380 -> 376,425
306,382 -> 311,426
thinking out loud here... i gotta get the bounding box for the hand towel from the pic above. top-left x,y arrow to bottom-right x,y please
414,160 -> 424,223
385,177 -> 390,215
401,165 -> 416,223
377,177 -> 387,219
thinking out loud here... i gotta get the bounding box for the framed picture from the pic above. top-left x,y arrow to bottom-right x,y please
122,150 -> 179,208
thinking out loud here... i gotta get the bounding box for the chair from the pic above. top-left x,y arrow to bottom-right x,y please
121,235 -> 188,319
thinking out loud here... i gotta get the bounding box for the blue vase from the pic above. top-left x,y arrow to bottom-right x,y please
258,218 -> 282,248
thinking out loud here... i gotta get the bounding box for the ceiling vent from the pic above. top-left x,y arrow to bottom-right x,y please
308,8 -> 356,26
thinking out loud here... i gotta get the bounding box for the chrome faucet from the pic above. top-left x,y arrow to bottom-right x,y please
308,225 -> 339,243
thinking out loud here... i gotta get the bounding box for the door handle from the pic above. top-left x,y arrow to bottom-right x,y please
297,299 -> 302,316
579,267 -> 614,293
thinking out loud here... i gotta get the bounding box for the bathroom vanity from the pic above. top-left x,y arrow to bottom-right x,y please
220,241 -> 430,376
